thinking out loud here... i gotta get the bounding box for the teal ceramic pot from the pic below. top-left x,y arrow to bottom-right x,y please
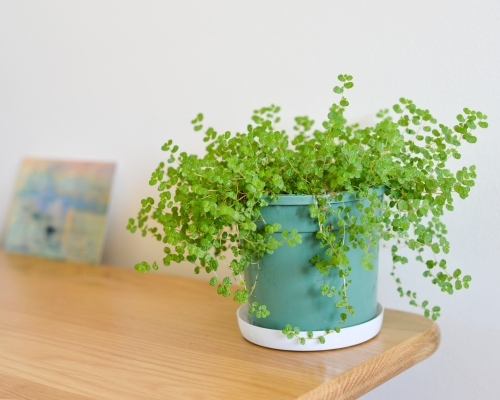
244,187 -> 385,331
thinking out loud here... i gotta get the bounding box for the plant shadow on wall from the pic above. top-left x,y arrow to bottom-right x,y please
127,75 -> 487,346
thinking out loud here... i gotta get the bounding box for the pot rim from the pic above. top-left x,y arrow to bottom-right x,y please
262,186 -> 386,206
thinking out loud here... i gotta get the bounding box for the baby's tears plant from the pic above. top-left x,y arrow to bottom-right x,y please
127,75 -> 487,342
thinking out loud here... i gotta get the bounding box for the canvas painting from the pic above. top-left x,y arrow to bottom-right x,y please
3,158 -> 115,264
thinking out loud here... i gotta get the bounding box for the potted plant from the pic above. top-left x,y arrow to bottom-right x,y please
127,74 -> 487,350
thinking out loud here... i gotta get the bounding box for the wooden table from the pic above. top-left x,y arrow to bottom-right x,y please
0,251 -> 439,399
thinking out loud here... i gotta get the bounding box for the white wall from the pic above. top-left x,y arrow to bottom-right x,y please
1,1 -> 499,398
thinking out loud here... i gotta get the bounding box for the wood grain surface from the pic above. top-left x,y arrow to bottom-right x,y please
0,251 -> 440,399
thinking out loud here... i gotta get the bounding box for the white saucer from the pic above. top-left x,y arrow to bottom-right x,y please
237,303 -> 384,351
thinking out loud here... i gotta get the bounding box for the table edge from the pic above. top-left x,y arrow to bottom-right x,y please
297,319 -> 440,400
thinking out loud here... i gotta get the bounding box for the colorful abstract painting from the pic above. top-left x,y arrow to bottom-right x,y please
3,158 -> 115,263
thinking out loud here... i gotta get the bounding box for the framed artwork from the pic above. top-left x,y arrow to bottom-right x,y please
3,158 -> 115,264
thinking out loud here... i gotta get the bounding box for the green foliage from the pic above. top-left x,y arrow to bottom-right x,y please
281,324 -> 331,345
249,302 -> 270,318
127,74 -> 486,342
